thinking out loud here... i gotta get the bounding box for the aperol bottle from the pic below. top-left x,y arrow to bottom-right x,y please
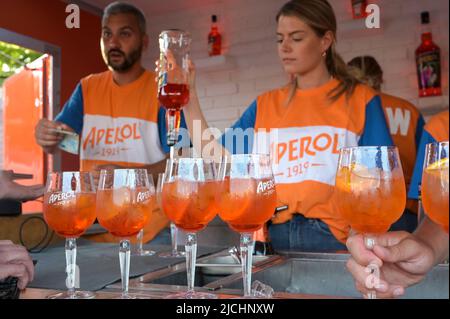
208,15 -> 222,56
416,11 -> 442,97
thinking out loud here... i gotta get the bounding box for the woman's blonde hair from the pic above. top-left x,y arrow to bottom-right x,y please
276,0 -> 360,105
347,56 -> 383,91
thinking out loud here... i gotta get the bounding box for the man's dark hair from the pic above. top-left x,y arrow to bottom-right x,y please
102,1 -> 147,34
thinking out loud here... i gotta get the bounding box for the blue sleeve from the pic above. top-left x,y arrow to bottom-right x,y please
415,113 -> 426,150
220,100 -> 257,154
408,130 -> 437,199
54,83 -> 84,135
158,107 -> 190,154
359,95 -> 394,147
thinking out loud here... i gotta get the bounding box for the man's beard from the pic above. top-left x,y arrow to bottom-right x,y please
106,45 -> 142,72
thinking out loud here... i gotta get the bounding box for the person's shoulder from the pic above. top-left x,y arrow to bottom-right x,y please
353,82 -> 377,100
80,70 -> 111,86
348,82 -> 379,109
143,69 -> 156,78
380,92 -> 421,114
427,110 -> 449,128
257,85 -> 290,101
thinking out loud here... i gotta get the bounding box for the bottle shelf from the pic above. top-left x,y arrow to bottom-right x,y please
337,17 -> 384,38
416,94 -> 449,116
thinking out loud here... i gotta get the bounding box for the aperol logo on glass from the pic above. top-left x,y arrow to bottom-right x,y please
48,192 -> 75,205
136,191 -> 152,203
257,180 -> 275,195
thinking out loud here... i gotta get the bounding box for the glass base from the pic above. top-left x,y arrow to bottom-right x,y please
159,250 -> 186,258
47,290 -> 96,299
132,249 -> 156,256
112,293 -> 137,299
231,295 -> 270,299
164,291 -> 218,299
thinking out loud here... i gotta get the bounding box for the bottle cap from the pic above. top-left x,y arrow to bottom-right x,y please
421,11 -> 430,24
212,15 -> 218,23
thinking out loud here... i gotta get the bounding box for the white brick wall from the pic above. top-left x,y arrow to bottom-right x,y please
143,0 -> 449,129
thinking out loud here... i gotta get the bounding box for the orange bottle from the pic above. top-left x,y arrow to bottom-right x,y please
208,15 -> 222,56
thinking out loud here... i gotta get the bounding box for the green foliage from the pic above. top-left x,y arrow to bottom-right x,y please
0,41 -> 42,86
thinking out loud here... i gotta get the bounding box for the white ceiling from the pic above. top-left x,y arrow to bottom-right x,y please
82,0 -> 222,16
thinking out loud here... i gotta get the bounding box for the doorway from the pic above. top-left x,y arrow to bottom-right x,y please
0,28 -> 61,213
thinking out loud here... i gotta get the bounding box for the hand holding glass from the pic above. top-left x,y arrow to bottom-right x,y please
335,146 -> 406,299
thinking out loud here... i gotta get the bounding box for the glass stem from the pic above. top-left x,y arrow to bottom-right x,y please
171,223 -> 178,254
185,233 -> 197,294
137,229 -> 144,253
65,238 -> 77,299
166,110 -> 180,147
364,233 -> 377,300
119,239 -> 131,298
240,232 -> 254,297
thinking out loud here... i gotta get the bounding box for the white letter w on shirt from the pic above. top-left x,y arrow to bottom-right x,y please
385,107 -> 411,136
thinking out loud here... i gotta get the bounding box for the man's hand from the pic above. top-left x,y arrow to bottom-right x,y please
0,240 -> 34,290
0,170 -> 44,202
34,119 -> 72,153
346,232 -> 437,298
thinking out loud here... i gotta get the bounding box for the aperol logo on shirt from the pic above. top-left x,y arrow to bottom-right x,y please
82,123 -> 142,150
253,126 -> 359,186
80,114 -> 166,165
48,192 -> 75,205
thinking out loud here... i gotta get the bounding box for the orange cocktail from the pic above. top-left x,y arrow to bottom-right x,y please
161,157 -> 219,299
422,143 -> 449,233
335,165 -> 406,234
96,186 -> 154,237
162,180 -> 218,232
96,169 -> 155,299
217,154 -> 277,298
335,146 -> 406,299
44,192 -> 96,238
43,171 -> 96,299
218,177 -> 277,233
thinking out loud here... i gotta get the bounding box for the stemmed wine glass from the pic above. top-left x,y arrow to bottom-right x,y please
156,173 -> 185,258
43,171 -> 97,299
421,141 -> 449,233
132,174 -> 157,256
217,154 -> 277,298
161,158 -> 219,298
96,169 -> 155,299
335,146 -> 406,299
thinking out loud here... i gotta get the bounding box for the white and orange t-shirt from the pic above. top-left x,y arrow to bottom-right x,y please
55,70 -> 177,241
380,93 -> 425,212
55,70 -> 168,172
221,79 -> 394,243
409,110 -> 449,200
